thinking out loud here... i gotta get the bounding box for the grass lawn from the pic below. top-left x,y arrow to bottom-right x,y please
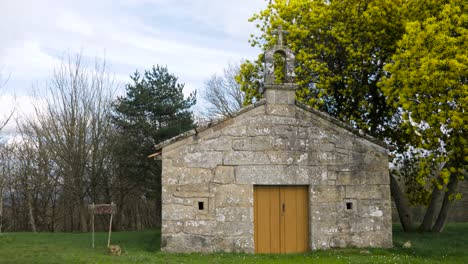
0,224 -> 467,264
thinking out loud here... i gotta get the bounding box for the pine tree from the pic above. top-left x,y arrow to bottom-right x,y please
112,65 -> 196,227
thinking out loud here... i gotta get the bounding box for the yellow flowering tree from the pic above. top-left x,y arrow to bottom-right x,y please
239,0 -> 466,232
382,1 -> 467,232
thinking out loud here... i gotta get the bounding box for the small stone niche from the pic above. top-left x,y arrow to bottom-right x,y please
343,199 -> 357,212
195,198 -> 208,213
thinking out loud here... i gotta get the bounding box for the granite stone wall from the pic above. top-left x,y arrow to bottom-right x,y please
160,92 -> 392,253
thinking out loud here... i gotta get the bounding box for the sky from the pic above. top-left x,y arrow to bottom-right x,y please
0,0 -> 267,137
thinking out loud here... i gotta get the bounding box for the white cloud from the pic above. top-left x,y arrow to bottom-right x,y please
3,41 -> 60,80
56,11 -> 94,37
0,0 -> 266,115
0,93 -> 47,140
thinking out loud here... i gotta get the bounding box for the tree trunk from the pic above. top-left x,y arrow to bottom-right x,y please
27,191 -> 37,233
390,174 -> 413,231
432,174 -> 459,232
51,191 -> 57,232
10,187 -> 17,230
136,204 -> 142,230
419,186 -> 442,232
79,203 -> 88,232
69,206 -> 74,232
0,186 -> 3,233
116,200 -> 125,231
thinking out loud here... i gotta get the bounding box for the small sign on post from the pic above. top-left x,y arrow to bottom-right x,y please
88,202 -> 116,249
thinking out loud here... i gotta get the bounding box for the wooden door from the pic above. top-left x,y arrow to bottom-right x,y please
254,185 -> 309,253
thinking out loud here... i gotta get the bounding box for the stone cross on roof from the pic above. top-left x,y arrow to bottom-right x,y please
271,25 -> 289,46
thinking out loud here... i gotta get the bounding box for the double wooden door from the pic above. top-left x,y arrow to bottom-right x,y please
254,185 -> 309,253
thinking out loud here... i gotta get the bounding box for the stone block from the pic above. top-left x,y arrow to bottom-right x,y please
223,151 -> 270,165
184,220 -> 217,235
351,140 -> 370,153
162,234 -> 221,253
176,184 -> 210,192
362,171 -> 390,185
309,151 -> 348,165
216,221 -> 253,236
232,138 -> 252,151
195,213 -> 217,221
213,166 -> 235,184
285,165 -> 321,184
345,185 -> 385,199
247,124 -> 273,136
214,184 -> 252,207
350,151 -> 366,163
327,163 -> 361,172
172,151 -> 223,169
162,204 -> 195,220
215,207 -> 253,222
161,194 -> 184,205
236,165 -> 297,184
265,89 -> 295,105
218,236 -> 254,253
252,114 -> 299,126
290,138 -> 309,151
296,127 -> 308,138
335,140 -> 353,150
272,125 -> 297,136
336,171 -> 361,185
350,217 -> 381,232
222,125 -> 248,137
358,202 -> 385,218
162,220 -> 184,234
163,167 -> 213,185
265,151 -> 295,165
266,104 -> 296,116
233,136 -> 290,151
164,149 -> 182,161
311,186 -> 345,202
320,143 -> 335,152
188,136 -> 232,151
380,184 -> 391,200
327,171 -> 337,180
335,147 -> 349,156
173,191 -> 213,198
329,236 -> 348,248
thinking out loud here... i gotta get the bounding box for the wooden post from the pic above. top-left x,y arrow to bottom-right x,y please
88,202 -> 116,249
107,202 -> 114,248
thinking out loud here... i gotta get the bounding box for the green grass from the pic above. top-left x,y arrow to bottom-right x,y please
0,224 -> 467,263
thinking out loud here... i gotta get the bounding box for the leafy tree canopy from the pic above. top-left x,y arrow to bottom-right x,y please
239,0 -> 466,211
239,0 -> 412,141
381,1 -> 467,191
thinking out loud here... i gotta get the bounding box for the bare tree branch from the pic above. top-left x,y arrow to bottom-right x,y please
0,71 -> 14,134
202,62 -> 245,119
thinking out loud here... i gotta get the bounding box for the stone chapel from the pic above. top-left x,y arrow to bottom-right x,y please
155,28 -> 392,253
